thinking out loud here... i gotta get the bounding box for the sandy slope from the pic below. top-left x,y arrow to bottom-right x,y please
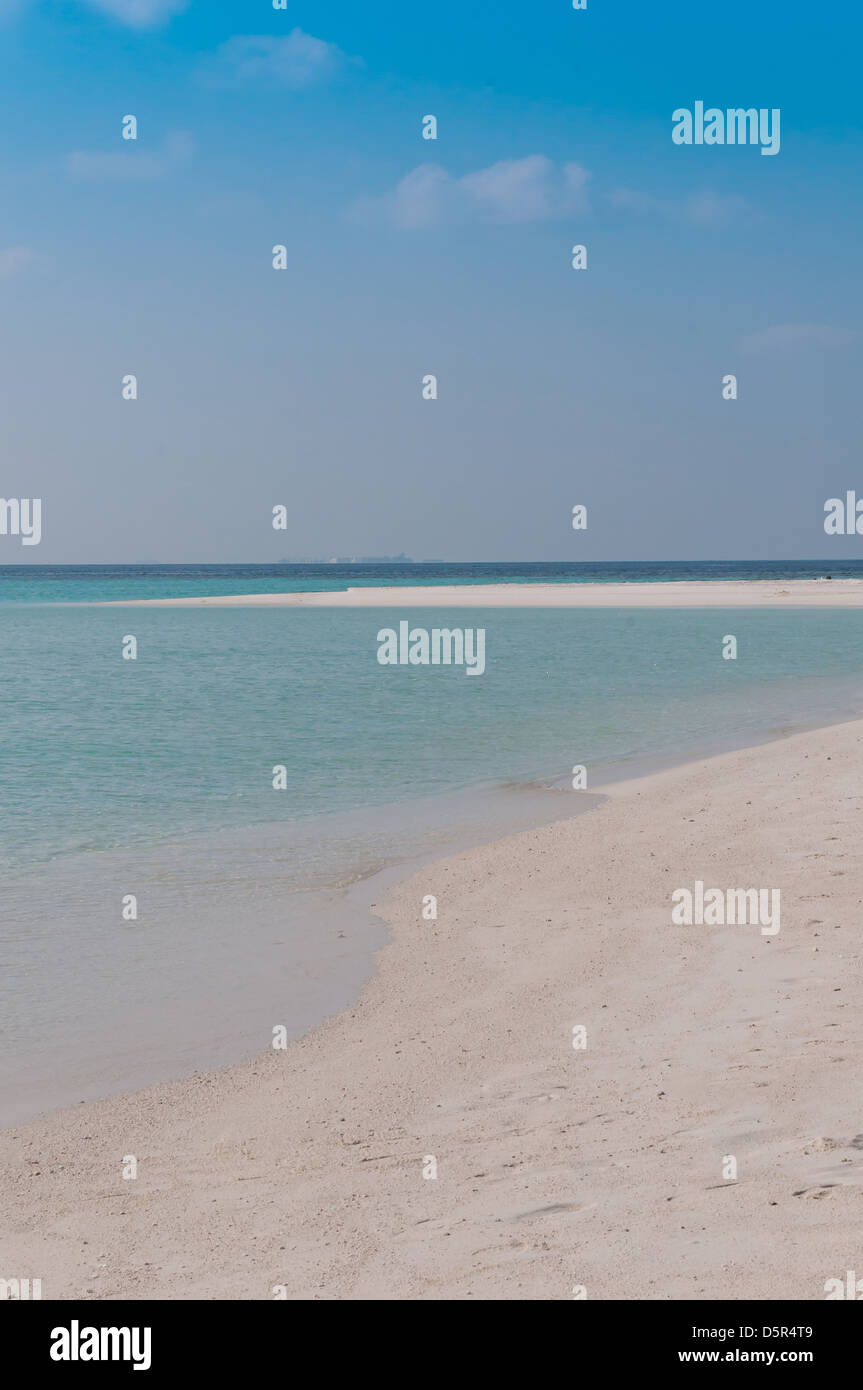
2,721 -> 862,1300
97,579 -> 863,608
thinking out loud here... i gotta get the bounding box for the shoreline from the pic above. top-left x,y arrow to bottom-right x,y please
90,578 -> 863,607
0,778 -> 601,1131
3,717 -> 863,1298
6,705 -> 852,1132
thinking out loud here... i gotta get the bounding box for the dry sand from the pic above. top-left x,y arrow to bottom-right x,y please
2,720 -> 862,1300
97,579 -> 863,608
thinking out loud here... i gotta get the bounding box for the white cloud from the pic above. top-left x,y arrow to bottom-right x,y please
200,31 -> 352,89
66,130 -> 195,181
388,165 -> 450,229
609,186 -> 751,227
81,0 -> 189,25
684,190 -> 750,227
740,324 -> 857,354
0,0 -> 188,26
608,187 -> 663,214
0,247 -> 34,277
352,156 -> 591,228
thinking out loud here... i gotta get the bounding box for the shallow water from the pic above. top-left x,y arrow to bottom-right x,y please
2,598 -> 862,1124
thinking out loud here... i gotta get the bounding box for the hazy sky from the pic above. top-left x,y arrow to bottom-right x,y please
1,0 -> 861,562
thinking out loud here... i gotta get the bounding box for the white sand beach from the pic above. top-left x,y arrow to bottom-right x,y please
98,579 -> 863,608
2,719 -> 861,1300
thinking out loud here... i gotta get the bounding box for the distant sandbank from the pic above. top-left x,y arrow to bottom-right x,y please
95,579 -> 863,608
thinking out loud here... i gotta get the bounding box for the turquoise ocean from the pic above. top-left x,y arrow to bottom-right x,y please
2,562 -> 862,1124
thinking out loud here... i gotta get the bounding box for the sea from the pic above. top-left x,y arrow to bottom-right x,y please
2,561 -> 862,1124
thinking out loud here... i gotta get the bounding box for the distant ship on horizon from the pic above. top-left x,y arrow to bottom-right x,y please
281,554 -> 415,564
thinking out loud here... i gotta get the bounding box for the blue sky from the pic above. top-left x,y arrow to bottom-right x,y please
1,0 -> 861,561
